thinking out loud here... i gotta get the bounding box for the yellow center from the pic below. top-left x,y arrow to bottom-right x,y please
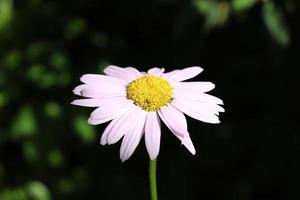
126,75 -> 173,112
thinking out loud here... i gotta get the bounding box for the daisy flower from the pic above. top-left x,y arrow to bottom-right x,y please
71,65 -> 224,161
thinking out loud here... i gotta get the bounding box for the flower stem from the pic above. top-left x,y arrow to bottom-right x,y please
149,159 -> 158,200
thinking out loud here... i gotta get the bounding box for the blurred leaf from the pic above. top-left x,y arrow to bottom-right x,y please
0,188 -> 27,200
73,115 -> 96,144
26,42 -> 46,61
11,106 -> 37,139
193,0 -> 229,30
5,50 -> 21,69
47,150 -> 64,167
40,72 -> 57,88
263,1 -> 290,47
22,141 -> 39,162
0,92 -> 9,108
92,32 -> 108,48
0,182 -> 51,200
0,0 -> 13,32
232,0 -> 257,12
57,72 -> 71,86
44,101 -> 61,118
26,64 -> 46,81
27,181 -> 51,200
49,51 -> 69,70
64,18 -> 86,39
58,178 -> 74,194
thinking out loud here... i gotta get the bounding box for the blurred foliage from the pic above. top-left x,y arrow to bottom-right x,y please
0,0 -> 299,199
263,1 -> 290,47
0,0 -> 13,32
0,181 -> 51,200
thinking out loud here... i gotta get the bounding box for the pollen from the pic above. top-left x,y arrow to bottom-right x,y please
126,75 -> 173,112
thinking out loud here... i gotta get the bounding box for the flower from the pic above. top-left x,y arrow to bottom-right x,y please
71,65 -> 224,161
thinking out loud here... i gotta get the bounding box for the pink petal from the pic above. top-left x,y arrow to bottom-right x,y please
88,98 -> 133,125
73,84 -> 86,95
104,65 -> 140,82
71,98 -> 111,107
145,112 -> 161,160
181,134 -> 196,155
100,106 -> 134,145
158,105 -> 196,155
200,103 -> 225,115
120,108 -> 147,162
173,90 -> 223,105
171,98 -> 220,124
125,67 -> 143,77
100,116 -> 119,145
106,107 -> 140,145
166,66 -> 203,82
162,69 -> 180,79
80,74 -> 127,86
79,85 -> 126,99
173,81 -> 215,93
147,68 -> 165,76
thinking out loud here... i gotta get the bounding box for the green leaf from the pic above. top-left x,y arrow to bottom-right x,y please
26,42 -> 46,61
26,64 -> 45,81
58,178 -> 74,194
0,92 -> 9,108
64,18 -> 86,39
11,106 -> 37,139
26,182 -> 51,200
22,141 -> 39,162
0,0 -> 13,32
49,51 -> 69,70
73,115 -> 96,144
44,102 -> 61,118
5,50 -> 21,69
193,0 -> 229,30
263,1 -> 290,47
193,0 -> 217,15
232,0 -> 257,12
47,150 -> 64,167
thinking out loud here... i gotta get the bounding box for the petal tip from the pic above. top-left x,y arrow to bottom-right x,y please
87,117 -> 98,125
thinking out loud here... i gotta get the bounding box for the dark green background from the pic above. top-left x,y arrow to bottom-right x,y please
0,0 -> 299,199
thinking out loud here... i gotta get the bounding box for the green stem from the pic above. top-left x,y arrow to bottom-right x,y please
149,159 -> 158,200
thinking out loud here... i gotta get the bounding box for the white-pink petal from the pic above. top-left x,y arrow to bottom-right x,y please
88,98 -> 133,125
162,69 -> 180,79
79,85 -> 126,99
125,67 -> 143,77
145,112 -> 161,160
80,74 -> 127,86
100,115 -> 120,145
166,66 -> 203,82
106,107 -> 140,145
104,65 -> 140,82
181,134 -> 196,155
173,90 -> 223,105
173,81 -> 215,93
73,84 -> 86,95
71,98 -> 111,107
158,105 -> 196,155
147,68 -> 165,76
120,109 -> 147,162
171,98 -> 220,124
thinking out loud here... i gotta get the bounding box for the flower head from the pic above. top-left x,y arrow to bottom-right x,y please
72,66 -> 224,161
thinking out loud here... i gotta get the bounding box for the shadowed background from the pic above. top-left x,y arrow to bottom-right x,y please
0,0 -> 299,199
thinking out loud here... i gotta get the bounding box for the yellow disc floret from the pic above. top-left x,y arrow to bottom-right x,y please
126,75 -> 173,112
